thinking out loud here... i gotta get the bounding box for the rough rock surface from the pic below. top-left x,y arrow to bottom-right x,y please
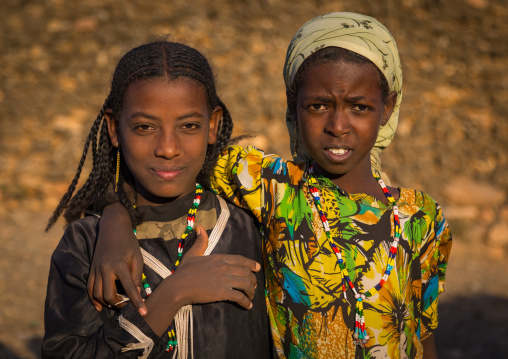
1,0 -> 507,358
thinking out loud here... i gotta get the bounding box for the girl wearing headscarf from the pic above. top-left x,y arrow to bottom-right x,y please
91,12 -> 451,359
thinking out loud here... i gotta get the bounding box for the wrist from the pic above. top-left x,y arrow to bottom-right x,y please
144,276 -> 187,336
158,274 -> 189,308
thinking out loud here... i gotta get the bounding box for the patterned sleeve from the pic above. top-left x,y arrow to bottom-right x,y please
420,201 -> 452,340
211,145 -> 268,225
211,144 -> 305,229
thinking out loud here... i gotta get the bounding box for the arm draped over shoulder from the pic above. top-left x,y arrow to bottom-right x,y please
42,216 -> 165,359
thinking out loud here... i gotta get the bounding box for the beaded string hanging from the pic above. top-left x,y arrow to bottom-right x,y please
136,183 -> 203,352
307,166 -> 401,348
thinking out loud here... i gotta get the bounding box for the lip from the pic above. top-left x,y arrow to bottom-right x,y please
150,167 -> 184,180
323,146 -> 353,162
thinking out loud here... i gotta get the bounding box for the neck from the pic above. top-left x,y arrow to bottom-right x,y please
312,163 -> 388,204
134,182 -> 198,207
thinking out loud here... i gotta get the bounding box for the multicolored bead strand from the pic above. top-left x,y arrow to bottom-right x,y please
308,166 -> 401,348
166,325 -> 177,352
135,183 -> 203,352
141,273 -> 152,296
171,184 -> 203,273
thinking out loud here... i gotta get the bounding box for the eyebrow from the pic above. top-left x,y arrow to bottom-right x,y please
129,111 -> 205,121
129,112 -> 159,121
301,96 -> 334,103
345,96 -> 376,104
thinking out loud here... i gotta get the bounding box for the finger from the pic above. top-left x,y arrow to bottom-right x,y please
226,289 -> 253,310
103,272 -> 123,307
221,254 -> 260,272
92,273 -> 106,309
225,264 -> 258,290
123,264 -> 147,316
87,268 -> 102,311
185,226 -> 209,258
131,253 -> 144,289
229,276 -> 257,300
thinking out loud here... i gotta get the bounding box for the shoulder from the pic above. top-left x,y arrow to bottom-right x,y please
221,145 -> 306,184
212,196 -> 263,254
62,215 -> 100,241
238,145 -> 307,183
223,145 -> 302,169
213,194 -> 258,226
397,187 -> 446,220
53,215 -> 100,263
223,198 -> 258,223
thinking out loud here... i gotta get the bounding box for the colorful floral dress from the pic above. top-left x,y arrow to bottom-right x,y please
212,146 -> 452,359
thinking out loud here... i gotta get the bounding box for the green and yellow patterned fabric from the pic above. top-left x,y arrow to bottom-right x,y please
212,146 -> 452,359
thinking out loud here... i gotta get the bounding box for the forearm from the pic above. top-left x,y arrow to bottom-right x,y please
43,221 -> 164,358
143,275 -> 186,336
102,201 -> 133,227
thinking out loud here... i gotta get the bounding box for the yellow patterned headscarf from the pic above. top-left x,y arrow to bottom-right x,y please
283,12 -> 402,181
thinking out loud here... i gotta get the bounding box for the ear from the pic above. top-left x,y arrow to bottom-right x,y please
207,106 -> 222,145
381,91 -> 397,126
104,109 -> 120,147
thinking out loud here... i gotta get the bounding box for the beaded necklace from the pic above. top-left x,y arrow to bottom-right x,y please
307,165 -> 401,348
136,183 -> 203,352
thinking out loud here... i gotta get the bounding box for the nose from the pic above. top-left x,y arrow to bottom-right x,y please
324,109 -> 350,137
154,130 -> 180,159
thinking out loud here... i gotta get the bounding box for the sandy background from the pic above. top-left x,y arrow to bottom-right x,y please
0,0 -> 507,358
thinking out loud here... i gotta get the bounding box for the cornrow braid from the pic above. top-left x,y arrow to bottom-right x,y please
46,39 -> 239,230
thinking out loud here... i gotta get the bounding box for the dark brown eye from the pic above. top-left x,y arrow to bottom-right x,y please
352,104 -> 371,112
182,122 -> 200,131
310,104 -> 327,111
134,124 -> 155,132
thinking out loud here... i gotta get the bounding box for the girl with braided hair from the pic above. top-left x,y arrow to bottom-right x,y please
42,40 -> 271,359
90,12 -> 452,359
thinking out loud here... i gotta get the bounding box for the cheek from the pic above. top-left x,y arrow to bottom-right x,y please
297,113 -> 309,135
195,138 -> 210,163
120,137 -> 150,169
298,115 -> 320,142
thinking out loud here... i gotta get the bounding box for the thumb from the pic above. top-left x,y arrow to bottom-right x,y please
130,255 -> 148,316
185,226 -> 209,258
131,252 -> 144,288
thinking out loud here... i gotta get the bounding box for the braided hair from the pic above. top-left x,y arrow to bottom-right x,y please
46,40 -> 235,230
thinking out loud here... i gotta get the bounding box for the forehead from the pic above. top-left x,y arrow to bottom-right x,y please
121,78 -> 208,114
298,61 -> 382,97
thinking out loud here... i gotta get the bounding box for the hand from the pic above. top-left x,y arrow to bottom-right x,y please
87,203 -> 147,315
143,226 -> 261,335
168,226 -> 261,310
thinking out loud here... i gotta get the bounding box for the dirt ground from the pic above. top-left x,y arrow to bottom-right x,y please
1,0 -> 507,358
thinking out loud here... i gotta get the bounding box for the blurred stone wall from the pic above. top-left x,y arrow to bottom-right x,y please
2,0 -> 506,249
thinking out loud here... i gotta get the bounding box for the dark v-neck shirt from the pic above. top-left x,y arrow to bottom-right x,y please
135,189 -> 272,358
